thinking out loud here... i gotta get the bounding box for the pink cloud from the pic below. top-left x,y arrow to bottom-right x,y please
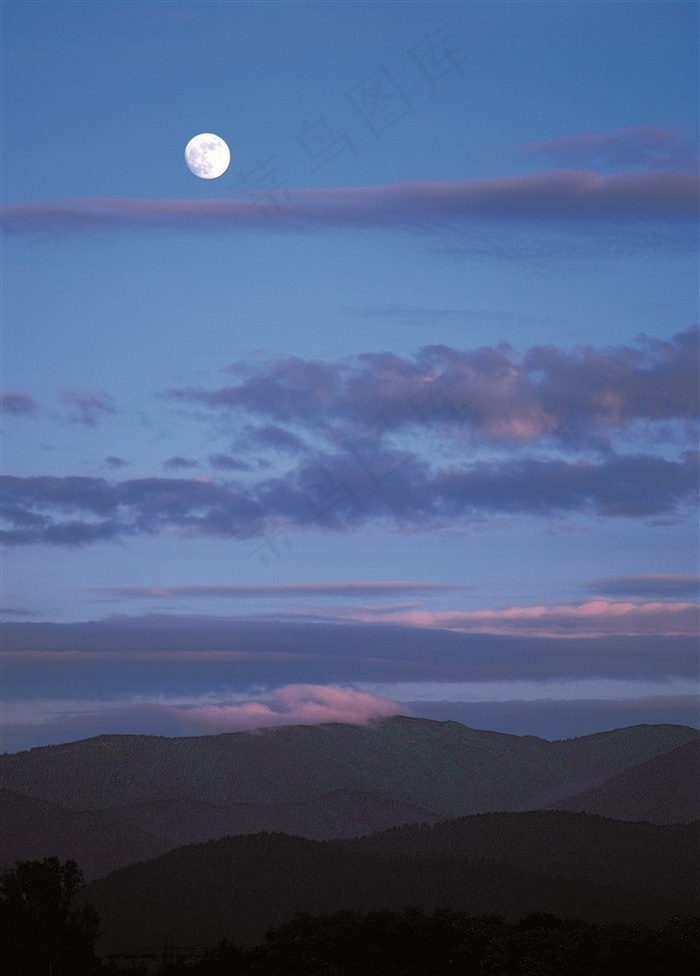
351,599 -> 699,639
178,684 -> 405,733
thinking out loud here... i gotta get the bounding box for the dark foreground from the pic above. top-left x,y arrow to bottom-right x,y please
97,909 -> 700,976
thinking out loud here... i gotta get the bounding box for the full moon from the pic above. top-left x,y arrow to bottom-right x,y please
184,133 -> 231,179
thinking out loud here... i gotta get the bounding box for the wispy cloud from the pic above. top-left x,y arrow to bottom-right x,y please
355,598 -> 699,639
163,455 -> 199,471
58,389 -> 116,427
104,456 -> 129,470
528,126 -> 699,172
94,581 -> 468,600
351,305 -> 548,329
208,454 -> 254,472
0,606 -> 37,618
588,574 -> 700,599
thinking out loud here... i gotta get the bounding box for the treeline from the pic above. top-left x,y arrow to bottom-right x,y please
121,908 -> 699,976
3,858 -> 698,976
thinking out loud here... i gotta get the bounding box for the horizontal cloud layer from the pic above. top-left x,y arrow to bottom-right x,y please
588,574 -> 700,599
364,599 -> 698,638
3,170 -> 698,235
2,448 -> 697,545
3,614 -> 696,693
96,581 -> 467,600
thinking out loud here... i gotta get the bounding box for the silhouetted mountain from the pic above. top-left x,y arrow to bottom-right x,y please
549,739 -> 700,822
77,812 -> 699,955
2,718 -> 697,879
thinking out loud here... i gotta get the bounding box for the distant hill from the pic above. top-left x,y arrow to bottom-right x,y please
2,718 -> 697,878
549,739 -> 700,822
77,811 -> 700,955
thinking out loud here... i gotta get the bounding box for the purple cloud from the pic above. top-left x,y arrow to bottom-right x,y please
95,581 -> 468,600
163,455 -> 199,470
529,126 -> 699,172
59,389 -> 116,427
2,170 -> 697,237
168,328 -> 699,450
1,392 -> 37,416
2,615 -> 696,707
588,574 -> 700,599
209,454 -> 253,472
239,424 -> 309,454
1,449 -> 696,546
104,456 -> 128,469
351,305 -> 546,328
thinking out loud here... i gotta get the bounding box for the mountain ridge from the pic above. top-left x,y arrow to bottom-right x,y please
2,718 -> 697,880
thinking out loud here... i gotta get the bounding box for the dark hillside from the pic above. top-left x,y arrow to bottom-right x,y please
343,810 -> 700,906
550,739 -> 700,822
77,812 -> 699,955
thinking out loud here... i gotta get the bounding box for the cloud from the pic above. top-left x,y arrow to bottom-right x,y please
3,615 -> 696,696
351,305 -> 547,329
239,424 -> 309,454
1,449 -> 697,546
3,691 -> 697,753
0,392 -> 37,417
104,456 -> 129,470
364,598 -> 699,639
0,606 -> 37,618
588,574 -> 700,599
163,455 -> 199,470
178,684 -> 404,733
0,686 -> 406,753
167,327 -> 699,450
94,581 -> 468,600
2,170 -> 697,237
208,454 -> 253,472
528,126 -> 699,172
58,389 -> 116,426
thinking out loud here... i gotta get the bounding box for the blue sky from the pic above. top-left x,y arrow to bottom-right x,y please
1,1 -> 698,752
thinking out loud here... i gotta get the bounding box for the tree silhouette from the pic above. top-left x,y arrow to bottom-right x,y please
0,857 -> 100,975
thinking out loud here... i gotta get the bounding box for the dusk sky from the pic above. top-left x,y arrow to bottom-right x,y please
1,1 -> 698,753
